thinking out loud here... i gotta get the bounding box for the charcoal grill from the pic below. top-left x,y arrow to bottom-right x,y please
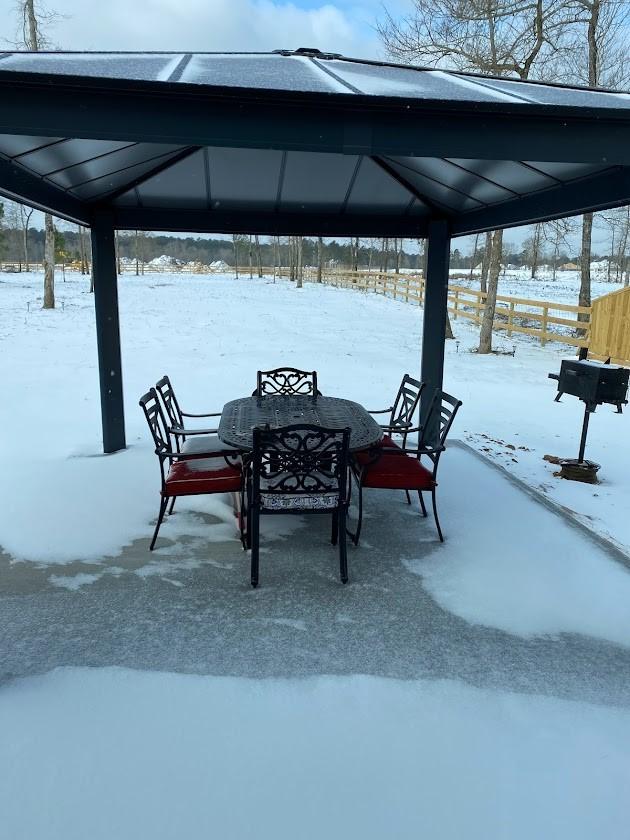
548,358 -> 629,470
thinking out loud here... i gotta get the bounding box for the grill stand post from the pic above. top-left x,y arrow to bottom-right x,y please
578,403 -> 592,463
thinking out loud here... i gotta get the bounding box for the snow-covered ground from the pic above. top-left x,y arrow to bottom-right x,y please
1,269 -> 629,558
2,667 -> 630,840
2,269 -> 630,838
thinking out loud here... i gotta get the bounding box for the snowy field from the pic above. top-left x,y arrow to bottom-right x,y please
2,269 -> 630,838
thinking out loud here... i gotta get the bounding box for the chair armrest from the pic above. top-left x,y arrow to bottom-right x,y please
180,410 -> 222,418
368,406 -> 394,415
168,426 -> 219,436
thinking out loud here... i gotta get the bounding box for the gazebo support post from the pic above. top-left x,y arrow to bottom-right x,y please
91,210 -> 126,453
420,219 -> 451,446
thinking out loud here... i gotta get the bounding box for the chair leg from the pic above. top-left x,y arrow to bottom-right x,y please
431,489 -> 444,542
405,489 -> 412,505
149,496 -> 169,551
418,491 -> 427,517
338,507 -> 348,584
168,497 -> 176,515
250,506 -> 260,587
331,510 -> 339,545
351,480 -> 364,546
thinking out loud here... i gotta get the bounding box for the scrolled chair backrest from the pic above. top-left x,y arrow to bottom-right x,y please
418,389 -> 463,455
155,375 -> 184,429
252,424 -> 349,498
139,388 -> 172,456
255,367 -> 320,397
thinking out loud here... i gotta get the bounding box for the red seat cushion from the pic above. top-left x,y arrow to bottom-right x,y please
361,452 -> 435,491
165,458 -> 241,496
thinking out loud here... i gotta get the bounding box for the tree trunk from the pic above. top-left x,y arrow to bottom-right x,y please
480,232 -> 492,293
317,236 -> 323,283
531,223 -> 542,279
469,233 -> 479,282
578,212 -> 593,333
42,213 -> 55,309
445,311 -> 454,340
296,237 -> 303,288
255,234 -> 262,278
248,235 -> 253,279
383,238 -> 389,273
478,229 -> 503,353
22,222 -> 29,271
115,230 -> 121,275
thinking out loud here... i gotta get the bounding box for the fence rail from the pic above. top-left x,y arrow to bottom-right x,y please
307,269 -> 591,349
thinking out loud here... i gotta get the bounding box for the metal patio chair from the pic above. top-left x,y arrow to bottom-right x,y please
140,389 -> 244,550
247,424 -> 351,587
155,374 -> 238,456
351,390 -> 462,544
368,373 -> 425,449
253,367 -> 321,396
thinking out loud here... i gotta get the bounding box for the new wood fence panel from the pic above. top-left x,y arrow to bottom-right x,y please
589,286 -> 630,366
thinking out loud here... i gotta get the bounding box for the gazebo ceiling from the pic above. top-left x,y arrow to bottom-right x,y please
0,48 -> 629,237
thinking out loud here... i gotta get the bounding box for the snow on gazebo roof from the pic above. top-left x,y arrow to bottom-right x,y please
0,48 -> 629,237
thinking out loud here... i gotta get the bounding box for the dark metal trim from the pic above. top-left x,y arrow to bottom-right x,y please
0,153 -> 90,224
453,166 -> 630,235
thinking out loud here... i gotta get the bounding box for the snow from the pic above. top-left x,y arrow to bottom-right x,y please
1,667 -> 629,840
1,269 -> 630,607
405,448 -> 630,646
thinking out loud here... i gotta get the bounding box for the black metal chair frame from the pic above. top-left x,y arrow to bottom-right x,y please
155,374 -> 223,446
368,374 -> 425,447
253,367 -> 321,397
140,388 -> 244,550
351,390 -> 462,544
247,424 -> 351,587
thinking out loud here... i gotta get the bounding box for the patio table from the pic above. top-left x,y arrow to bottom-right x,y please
218,395 -> 382,452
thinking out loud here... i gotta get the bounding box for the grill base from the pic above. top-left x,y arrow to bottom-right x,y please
558,459 -> 600,484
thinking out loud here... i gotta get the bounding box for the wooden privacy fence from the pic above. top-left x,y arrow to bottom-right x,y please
311,269 -> 591,349
588,285 -> 630,366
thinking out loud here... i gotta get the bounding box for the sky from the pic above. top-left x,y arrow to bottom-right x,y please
0,0 -> 396,58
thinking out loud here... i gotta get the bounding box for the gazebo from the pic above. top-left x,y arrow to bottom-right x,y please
1,48 -> 629,453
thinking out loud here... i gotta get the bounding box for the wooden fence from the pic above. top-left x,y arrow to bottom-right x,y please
588,285 -> 630,366
310,269 -> 591,349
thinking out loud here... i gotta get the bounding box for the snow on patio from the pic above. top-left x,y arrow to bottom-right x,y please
2,666 -> 630,840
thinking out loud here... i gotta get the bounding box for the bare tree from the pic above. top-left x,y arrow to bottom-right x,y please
561,1 -> 630,321
523,223 -> 544,279
296,237 -> 303,288
379,0 -> 576,353
544,217 -> 576,279
478,229 -> 503,352
255,234 -> 263,278
317,236 -> 323,282
19,0 -> 61,307
43,213 -> 54,308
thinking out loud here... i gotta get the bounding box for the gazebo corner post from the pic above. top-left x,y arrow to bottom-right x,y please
91,209 -> 126,453
420,219 -> 451,446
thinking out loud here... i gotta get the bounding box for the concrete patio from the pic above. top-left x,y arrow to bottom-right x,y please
2,445 -> 629,710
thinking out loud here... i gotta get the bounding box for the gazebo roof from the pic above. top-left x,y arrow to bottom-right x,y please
0,48 -> 629,236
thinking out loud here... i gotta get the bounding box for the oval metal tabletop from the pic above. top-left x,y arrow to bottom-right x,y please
218,395 -> 382,452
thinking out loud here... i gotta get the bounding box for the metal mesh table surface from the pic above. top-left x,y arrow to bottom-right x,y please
218,395 -> 383,451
